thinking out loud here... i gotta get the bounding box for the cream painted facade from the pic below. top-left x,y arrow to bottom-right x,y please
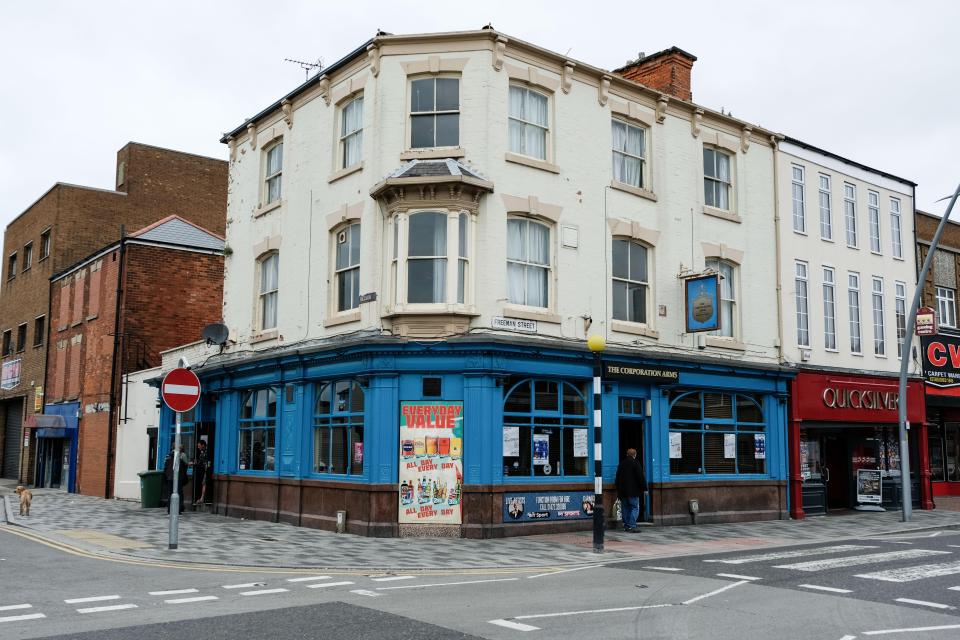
114,367 -> 160,500
777,140 -> 919,374
221,31 -> 782,363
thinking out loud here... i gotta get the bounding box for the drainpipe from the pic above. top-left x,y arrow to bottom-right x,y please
770,135 -> 786,365
105,227 -> 126,499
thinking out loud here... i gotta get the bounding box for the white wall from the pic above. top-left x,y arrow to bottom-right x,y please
114,367 -> 160,501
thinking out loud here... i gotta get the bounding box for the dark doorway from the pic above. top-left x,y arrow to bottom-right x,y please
618,415 -> 647,522
824,433 -> 850,509
35,438 -> 64,488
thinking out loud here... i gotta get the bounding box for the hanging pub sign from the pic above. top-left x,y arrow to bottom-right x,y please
684,274 -> 720,333
921,334 -> 960,390
916,306 -> 937,336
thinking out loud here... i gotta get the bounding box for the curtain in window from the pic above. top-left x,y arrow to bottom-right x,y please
342,98 -> 363,167
525,91 -> 548,160
507,219 -> 549,307
508,87 -> 525,154
715,153 -> 730,209
408,212 -> 447,303
260,254 -> 278,329
612,121 -> 644,187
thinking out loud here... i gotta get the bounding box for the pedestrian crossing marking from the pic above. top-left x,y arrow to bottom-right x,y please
774,549 -> 949,572
856,560 -> 960,583
894,598 -> 954,610
703,545 -> 878,565
798,584 -> 852,594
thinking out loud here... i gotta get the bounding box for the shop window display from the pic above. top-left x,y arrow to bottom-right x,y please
668,391 -> 766,476
313,380 -> 365,476
239,388 -> 277,472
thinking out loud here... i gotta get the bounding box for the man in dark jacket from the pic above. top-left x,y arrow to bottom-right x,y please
615,448 -> 647,532
163,447 -> 188,514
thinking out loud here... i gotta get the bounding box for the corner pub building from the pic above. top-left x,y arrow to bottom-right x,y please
157,29 -> 794,537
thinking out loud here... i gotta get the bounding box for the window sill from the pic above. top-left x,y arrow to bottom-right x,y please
253,199 -> 283,218
702,206 -> 742,223
705,336 -> 746,351
870,251 -> 883,256
85,315 -> 98,322
851,351 -> 864,357
323,311 -> 361,327
793,230 -> 808,236
384,305 -> 479,318
250,329 -> 278,344
610,180 -> 657,202
821,236 -> 835,243
505,152 -> 560,174
846,244 -> 859,250
502,304 -> 561,324
611,320 -> 659,339
400,147 -> 465,160
893,256 -> 905,261
327,162 -> 363,184
70,321 -> 82,328
38,256 -> 48,263
824,348 -> 839,353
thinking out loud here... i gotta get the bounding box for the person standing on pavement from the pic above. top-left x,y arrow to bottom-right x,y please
615,447 -> 647,532
192,440 -> 209,506
163,446 -> 189,514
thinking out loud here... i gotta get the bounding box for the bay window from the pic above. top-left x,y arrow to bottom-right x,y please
392,210 -> 472,307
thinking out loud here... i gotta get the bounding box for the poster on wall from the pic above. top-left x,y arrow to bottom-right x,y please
503,427 -> 520,457
533,434 -> 550,465
1,358 -> 21,390
724,433 -> 736,459
856,469 -> 882,504
669,432 -> 682,459
573,429 -> 588,458
503,491 -> 595,522
754,433 -> 766,459
398,401 -> 463,525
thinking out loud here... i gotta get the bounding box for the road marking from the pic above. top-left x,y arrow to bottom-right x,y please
716,573 -> 760,581
0,604 -> 32,612
642,566 -> 685,572
306,581 -> 354,589
704,545 -> 878,565
286,575 -> 331,583
489,619 -> 541,632
149,588 -> 198,596
774,549 -> 949,572
683,581 -> 749,605
514,603 -> 673,620
894,598 -> 954,610
222,582 -> 265,590
239,588 -> 288,596
862,623 -> 960,635
884,541 -> 913,545
837,635 -> 857,640
350,589 -> 381,597
0,613 -> 46,623
65,595 -> 120,604
377,577 -> 520,591
798,584 -> 853,594
77,604 -> 138,614
948,545 -> 960,549
856,560 -> 960,583
949,586 -> 960,591
370,575 -> 416,582
165,595 -> 219,604
527,565 -> 603,579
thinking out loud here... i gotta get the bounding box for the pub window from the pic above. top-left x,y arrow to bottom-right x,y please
238,388 -> 277,472
502,378 -> 589,478
668,391 -> 766,476
313,380 -> 364,476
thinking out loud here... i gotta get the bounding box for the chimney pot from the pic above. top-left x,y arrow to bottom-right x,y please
614,46 -> 696,102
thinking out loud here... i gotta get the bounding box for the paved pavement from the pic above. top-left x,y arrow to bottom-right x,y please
4,480 -> 960,571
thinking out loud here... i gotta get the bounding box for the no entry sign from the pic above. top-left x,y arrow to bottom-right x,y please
162,368 -> 201,413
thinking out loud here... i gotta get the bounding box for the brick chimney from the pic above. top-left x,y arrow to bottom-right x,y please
614,47 -> 697,102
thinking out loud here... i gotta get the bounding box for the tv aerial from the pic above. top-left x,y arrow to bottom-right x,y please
284,57 -> 323,81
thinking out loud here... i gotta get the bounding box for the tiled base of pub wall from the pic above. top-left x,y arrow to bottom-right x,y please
650,480 -> 788,525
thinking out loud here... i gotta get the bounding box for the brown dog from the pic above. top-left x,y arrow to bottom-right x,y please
15,485 -> 31,516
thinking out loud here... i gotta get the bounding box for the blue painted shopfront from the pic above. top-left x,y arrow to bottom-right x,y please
158,339 -> 792,532
40,402 -> 79,493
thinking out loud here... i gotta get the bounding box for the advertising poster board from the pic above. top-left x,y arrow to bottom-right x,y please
1,358 -> 21,390
503,491 -> 595,523
754,433 -> 766,459
398,401 -> 463,524
669,432 -> 682,458
856,469 -> 882,504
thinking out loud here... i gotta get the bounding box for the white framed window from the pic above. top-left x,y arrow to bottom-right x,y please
335,224 -> 360,312
792,165 -> 806,233
795,261 -> 810,347
703,148 -> 732,210
509,85 -> 550,161
868,190 -> 881,253
848,272 -> 862,353
257,252 -> 279,331
611,119 -> 646,188
706,258 -> 738,338
872,277 -> 885,356
507,218 -> 551,308
890,197 -> 903,259
339,95 -> 363,169
895,281 -> 906,359
823,266 -> 837,350
392,210 -> 470,307
612,238 -> 650,324
937,286 -> 957,328
819,174 -> 833,240
264,141 -> 283,205
844,183 -> 858,248
410,76 -> 459,149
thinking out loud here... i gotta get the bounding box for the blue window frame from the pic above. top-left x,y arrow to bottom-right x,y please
239,388 -> 277,472
313,380 -> 364,476
502,379 -> 590,478
668,391 -> 765,476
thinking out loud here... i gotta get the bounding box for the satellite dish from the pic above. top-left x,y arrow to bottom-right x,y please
202,322 -> 230,346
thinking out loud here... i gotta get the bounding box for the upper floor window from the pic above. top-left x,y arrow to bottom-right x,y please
507,218 -> 551,309
872,277 -> 885,356
890,198 -> 903,259
408,212 -> 448,304
40,228 -> 51,260
239,388 -> 277,472
937,286 -> 957,329
264,141 -> 283,205
15,324 -> 26,353
823,266 -> 837,351
668,391 -> 766,475
340,95 -> 363,169
819,174 -> 833,240
612,119 -> 646,188
612,238 -> 650,324
257,252 -> 279,331
844,183 -> 858,248
868,190 -> 881,253
22,243 -> 32,272
335,224 -> 361,312
410,77 -> 459,149
795,261 -> 810,347
508,85 -> 549,161
849,272 -> 862,353
703,148 -> 732,210
706,258 -> 738,338
33,316 -> 45,348
1,330 -> 11,356
792,165 -> 806,233
895,281 -> 906,358
313,380 -> 364,476
7,253 -> 16,280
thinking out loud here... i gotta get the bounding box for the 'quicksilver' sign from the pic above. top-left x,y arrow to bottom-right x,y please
821,387 -> 899,410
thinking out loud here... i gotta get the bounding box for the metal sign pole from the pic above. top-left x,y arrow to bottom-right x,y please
168,409 -> 182,549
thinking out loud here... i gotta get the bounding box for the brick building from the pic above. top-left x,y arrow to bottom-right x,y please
0,142 -> 226,483
42,216 -> 225,496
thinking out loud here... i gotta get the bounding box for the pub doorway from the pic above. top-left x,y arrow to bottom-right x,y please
617,395 -> 648,522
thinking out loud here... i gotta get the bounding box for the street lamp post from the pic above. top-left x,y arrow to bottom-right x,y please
588,334 -> 606,553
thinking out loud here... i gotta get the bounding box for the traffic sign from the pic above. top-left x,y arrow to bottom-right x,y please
162,368 -> 201,413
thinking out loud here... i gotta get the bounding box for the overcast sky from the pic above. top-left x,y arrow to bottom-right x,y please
2,0 -> 958,231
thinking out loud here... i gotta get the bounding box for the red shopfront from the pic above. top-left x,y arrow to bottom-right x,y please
788,371 -> 931,519
921,333 -> 960,496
